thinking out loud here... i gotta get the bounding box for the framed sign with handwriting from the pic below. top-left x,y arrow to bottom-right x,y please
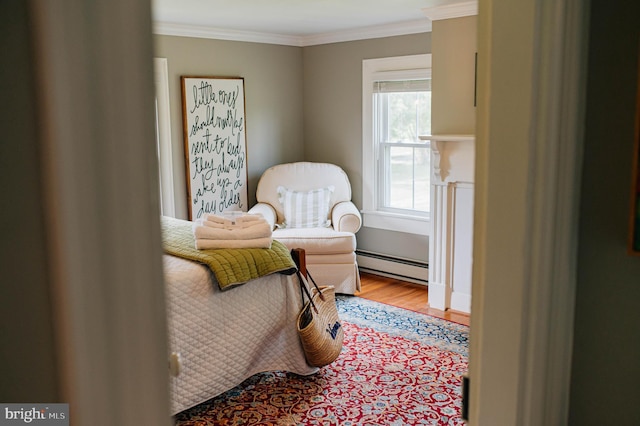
181,76 -> 248,220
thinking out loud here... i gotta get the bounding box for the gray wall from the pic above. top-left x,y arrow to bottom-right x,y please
303,33 -> 432,261
570,0 -> 640,423
431,16 -> 476,135
154,36 -> 305,219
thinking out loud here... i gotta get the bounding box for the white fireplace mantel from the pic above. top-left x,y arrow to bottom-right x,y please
420,134 -> 475,182
421,134 -> 475,313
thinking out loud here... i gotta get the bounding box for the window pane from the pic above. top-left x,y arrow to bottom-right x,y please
385,146 -> 430,213
388,146 -> 414,209
417,91 -> 431,137
383,91 -> 431,142
413,146 -> 430,212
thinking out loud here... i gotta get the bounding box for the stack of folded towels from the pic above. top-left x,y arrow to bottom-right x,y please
192,213 -> 273,249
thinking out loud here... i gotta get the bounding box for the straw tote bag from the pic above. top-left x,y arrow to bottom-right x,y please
294,269 -> 344,367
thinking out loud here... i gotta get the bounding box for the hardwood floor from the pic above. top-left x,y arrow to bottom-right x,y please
356,272 -> 470,326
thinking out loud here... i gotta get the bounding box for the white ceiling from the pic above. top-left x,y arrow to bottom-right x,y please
151,0 -> 469,46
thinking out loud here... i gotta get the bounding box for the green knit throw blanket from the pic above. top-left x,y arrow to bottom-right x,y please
161,216 -> 296,290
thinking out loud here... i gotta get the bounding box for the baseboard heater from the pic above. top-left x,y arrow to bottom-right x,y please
356,250 -> 428,285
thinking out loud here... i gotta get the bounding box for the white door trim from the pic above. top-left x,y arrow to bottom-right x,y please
154,57 -> 177,217
516,1 -> 588,424
31,1 -> 172,424
470,0 -> 587,425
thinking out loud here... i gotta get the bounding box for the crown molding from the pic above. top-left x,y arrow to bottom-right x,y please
422,1 -> 478,21
153,22 -> 304,46
153,19 -> 432,47
301,19 -> 431,46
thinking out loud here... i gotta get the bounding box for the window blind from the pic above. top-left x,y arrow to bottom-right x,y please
373,79 -> 431,93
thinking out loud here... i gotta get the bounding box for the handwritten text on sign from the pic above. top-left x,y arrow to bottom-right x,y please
181,77 -> 248,219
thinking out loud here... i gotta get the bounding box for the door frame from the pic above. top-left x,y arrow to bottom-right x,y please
470,0 -> 588,424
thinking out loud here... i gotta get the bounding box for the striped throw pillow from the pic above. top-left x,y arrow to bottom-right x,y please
277,186 -> 334,228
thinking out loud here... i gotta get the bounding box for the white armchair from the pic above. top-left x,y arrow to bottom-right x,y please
248,162 -> 362,294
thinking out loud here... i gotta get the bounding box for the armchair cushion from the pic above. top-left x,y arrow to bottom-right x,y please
272,227 -> 356,255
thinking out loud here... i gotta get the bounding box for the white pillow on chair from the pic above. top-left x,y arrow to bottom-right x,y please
277,186 -> 334,228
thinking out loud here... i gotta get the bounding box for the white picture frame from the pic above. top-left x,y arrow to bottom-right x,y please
180,76 -> 248,219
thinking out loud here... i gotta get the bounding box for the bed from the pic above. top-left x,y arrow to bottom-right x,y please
162,217 -> 318,415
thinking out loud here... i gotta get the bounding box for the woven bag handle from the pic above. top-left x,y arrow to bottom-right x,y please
303,269 -> 324,301
291,248 -> 325,311
296,269 -> 318,314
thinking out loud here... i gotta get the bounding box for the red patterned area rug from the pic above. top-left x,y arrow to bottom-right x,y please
174,296 -> 469,425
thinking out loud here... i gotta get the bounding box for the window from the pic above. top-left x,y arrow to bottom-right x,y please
375,79 -> 431,214
362,54 -> 431,235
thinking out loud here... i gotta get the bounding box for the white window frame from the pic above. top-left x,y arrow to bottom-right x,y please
362,54 -> 431,236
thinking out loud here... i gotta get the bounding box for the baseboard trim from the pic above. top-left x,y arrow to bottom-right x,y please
451,291 -> 471,313
427,280 -> 449,310
356,250 -> 428,285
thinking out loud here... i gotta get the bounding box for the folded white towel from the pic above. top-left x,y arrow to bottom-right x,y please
195,236 -> 272,250
203,214 -> 233,225
215,219 -> 268,230
235,214 -> 263,224
196,219 -> 226,229
193,221 -> 272,240
197,213 -> 267,229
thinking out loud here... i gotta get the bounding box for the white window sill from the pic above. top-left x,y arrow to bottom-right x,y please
361,210 -> 430,236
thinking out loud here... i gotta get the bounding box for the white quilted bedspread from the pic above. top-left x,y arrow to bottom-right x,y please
164,255 -> 318,415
